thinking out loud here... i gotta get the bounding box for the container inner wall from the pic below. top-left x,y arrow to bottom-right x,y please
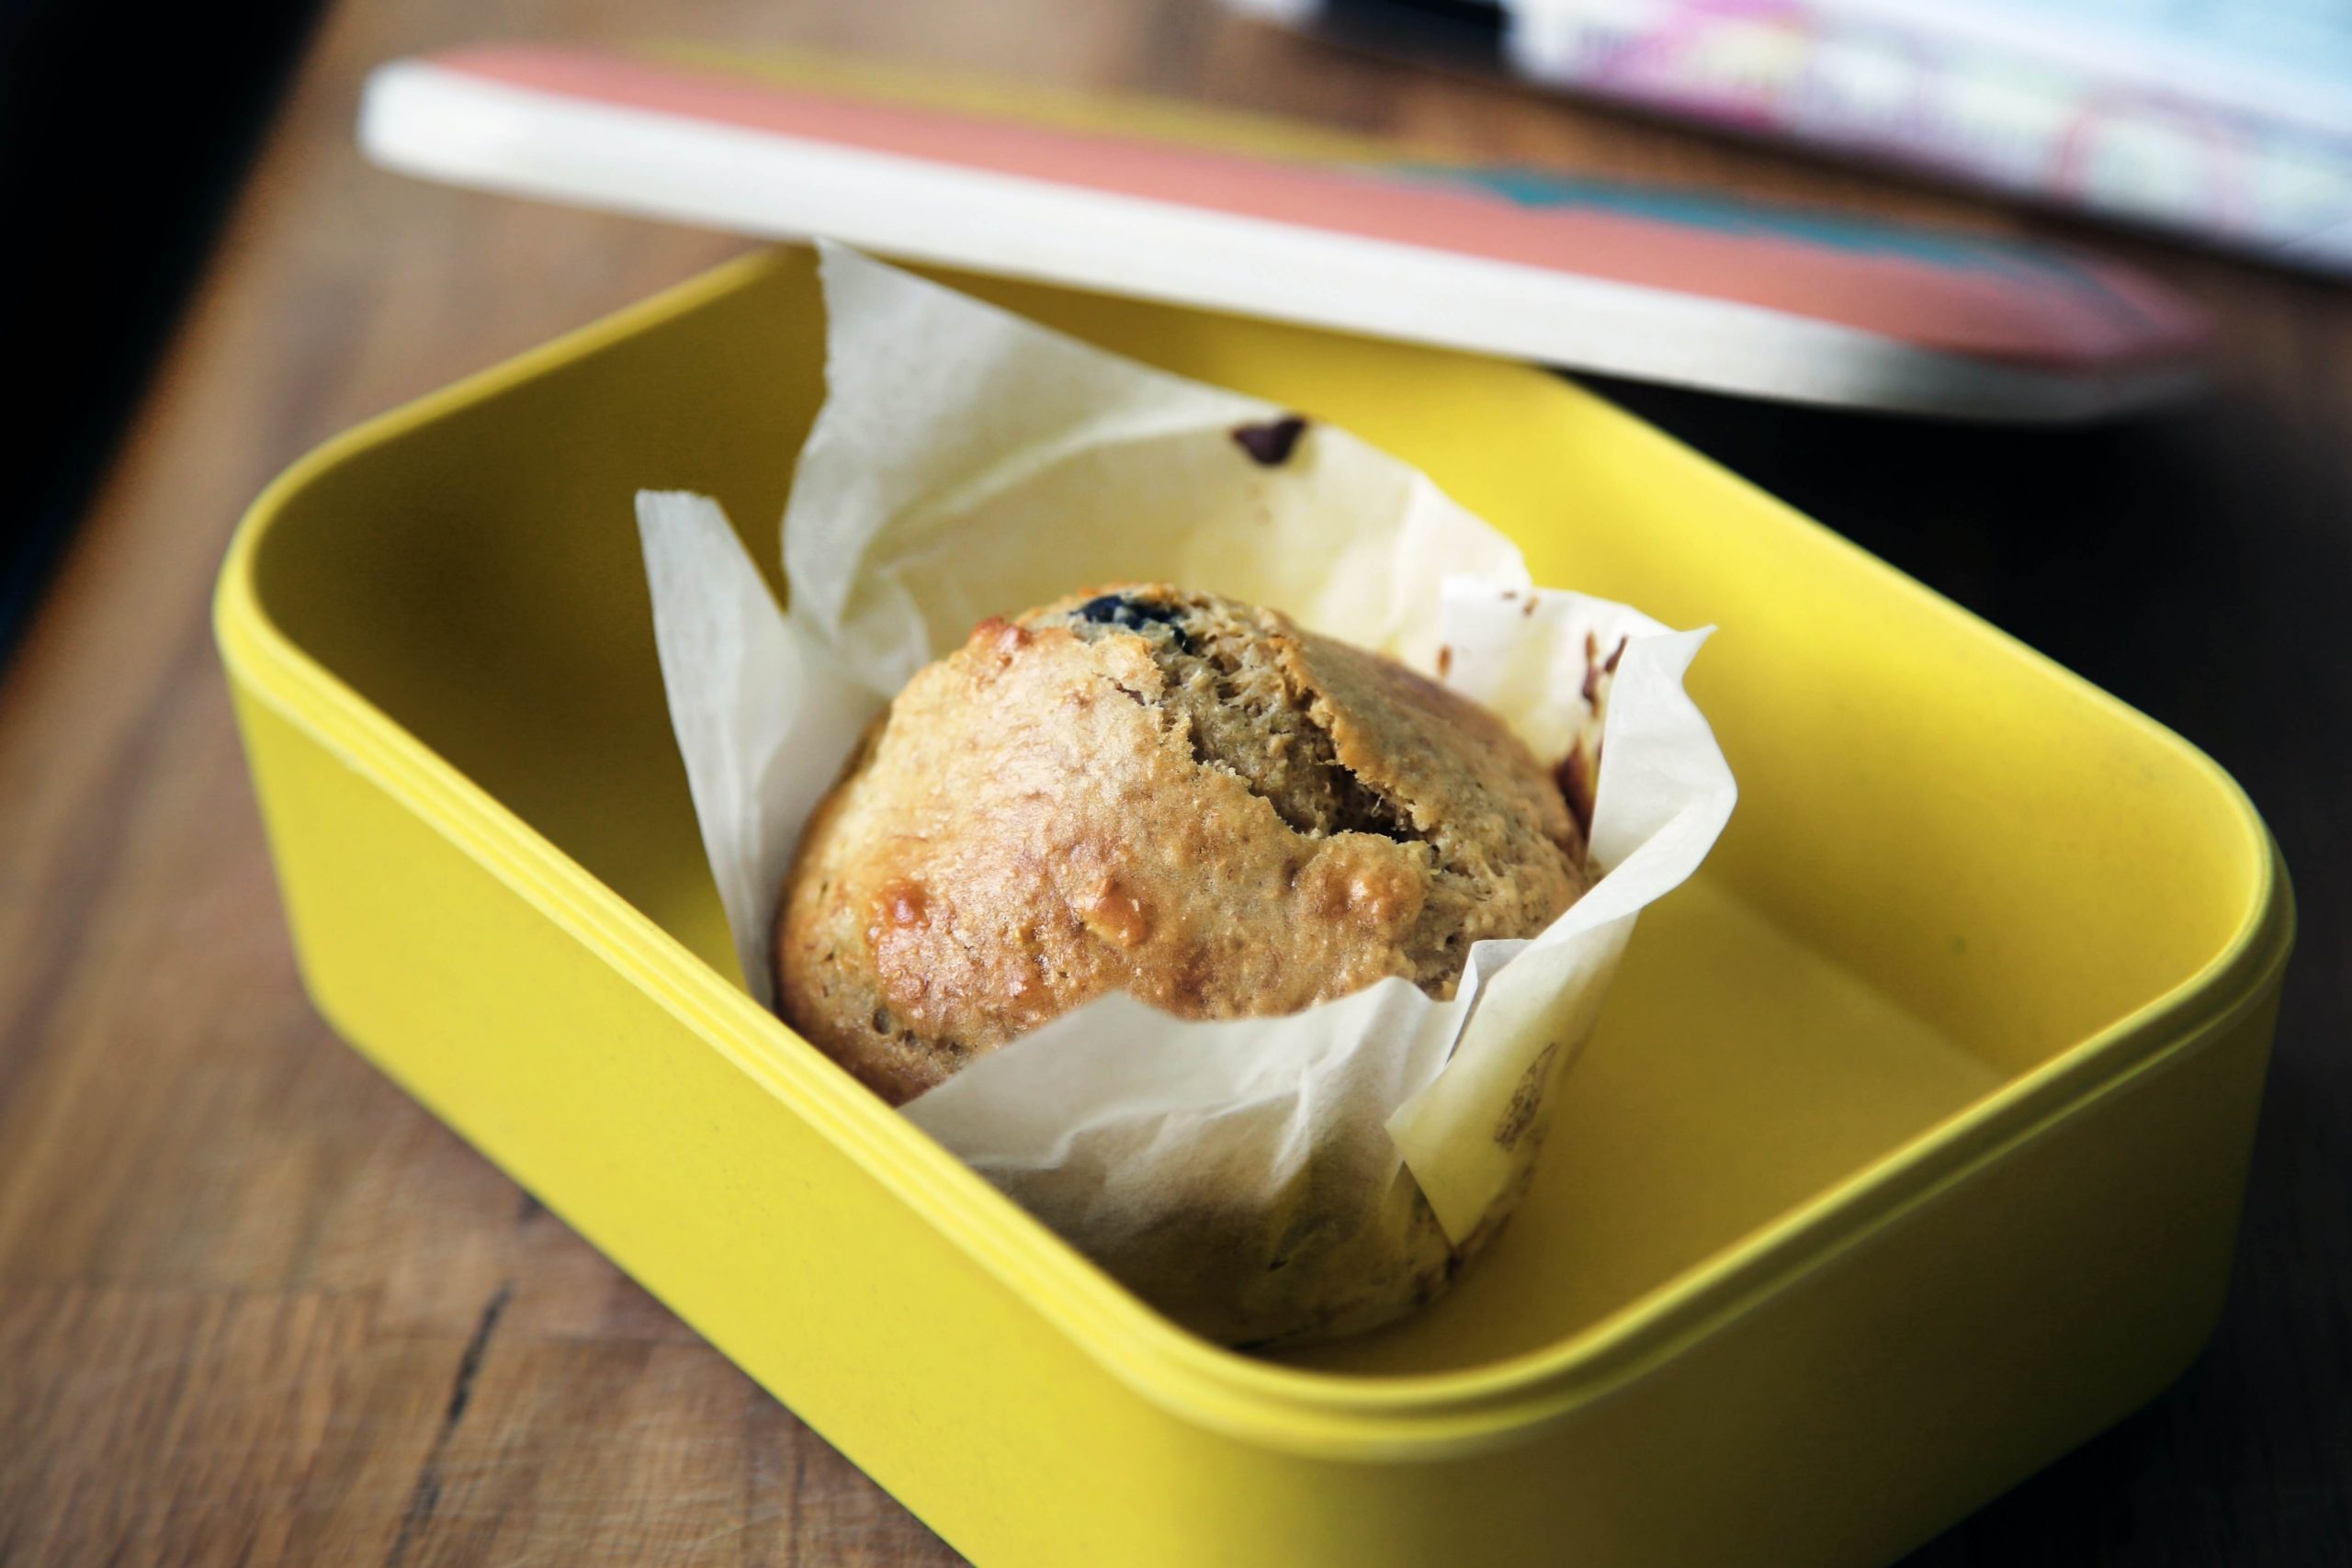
246,247 -> 2262,1374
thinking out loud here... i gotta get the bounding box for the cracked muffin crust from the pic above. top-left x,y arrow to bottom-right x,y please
776,584 -> 1589,1105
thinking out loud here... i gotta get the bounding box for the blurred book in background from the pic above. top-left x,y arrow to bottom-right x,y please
1231,0 -> 2352,276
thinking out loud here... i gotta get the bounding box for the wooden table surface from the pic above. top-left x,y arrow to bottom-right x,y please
4,2 -> 2347,1563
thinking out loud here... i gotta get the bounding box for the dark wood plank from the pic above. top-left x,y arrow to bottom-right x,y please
0,0 -> 2343,1563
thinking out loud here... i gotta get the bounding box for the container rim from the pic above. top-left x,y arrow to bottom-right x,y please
216,246 -> 2294,1463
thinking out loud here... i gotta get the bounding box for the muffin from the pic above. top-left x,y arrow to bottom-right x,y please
778,583 -> 1589,1104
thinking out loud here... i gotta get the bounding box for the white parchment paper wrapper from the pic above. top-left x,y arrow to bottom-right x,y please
639,244 -> 1736,1345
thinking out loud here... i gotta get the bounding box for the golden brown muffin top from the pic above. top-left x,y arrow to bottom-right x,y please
777,584 -> 1587,1104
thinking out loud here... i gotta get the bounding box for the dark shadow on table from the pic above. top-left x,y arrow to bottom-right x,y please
0,0 -> 325,668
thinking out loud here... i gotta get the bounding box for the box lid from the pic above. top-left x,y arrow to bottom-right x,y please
359,42 -> 2208,422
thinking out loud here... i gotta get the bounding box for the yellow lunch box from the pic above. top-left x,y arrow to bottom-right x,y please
217,244 -> 2289,1566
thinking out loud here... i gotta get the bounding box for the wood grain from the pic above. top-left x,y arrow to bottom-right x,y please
1,1 -> 2346,1564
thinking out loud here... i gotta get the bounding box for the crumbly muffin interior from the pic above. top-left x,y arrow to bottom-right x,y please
1057,590 -> 1419,842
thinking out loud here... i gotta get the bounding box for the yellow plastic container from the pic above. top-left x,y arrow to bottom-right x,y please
217,247 -> 2290,1567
